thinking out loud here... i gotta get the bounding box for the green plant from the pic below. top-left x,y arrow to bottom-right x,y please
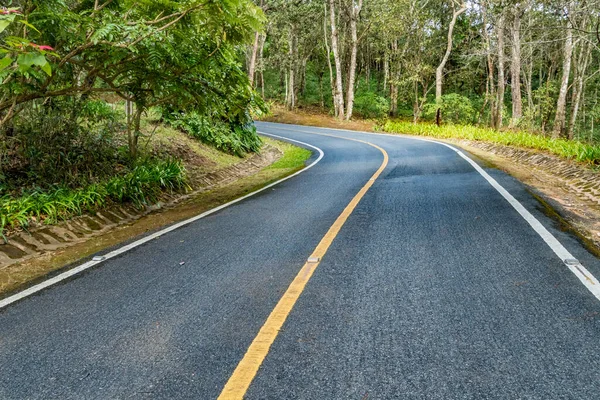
166,112 -> 262,157
423,94 -> 476,125
0,98 -> 126,190
0,159 -> 188,238
353,92 -> 390,119
382,120 -> 600,165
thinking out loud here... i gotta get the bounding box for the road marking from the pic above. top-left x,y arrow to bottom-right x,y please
0,134 -> 323,310
218,135 -> 389,400
261,123 -> 600,302
451,147 -> 600,300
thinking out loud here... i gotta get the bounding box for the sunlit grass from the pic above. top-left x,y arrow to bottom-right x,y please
382,121 -> 600,165
266,141 -> 312,170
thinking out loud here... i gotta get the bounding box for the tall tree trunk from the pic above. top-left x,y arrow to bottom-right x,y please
525,10 -> 534,111
248,32 -> 260,87
552,15 -> 574,138
525,53 -> 533,110
481,0 -> 496,127
299,56 -> 309,97
383,51 -> 389,93
345,0 -> 364,121
435,1 -> 467,125
329,0 -> 345,119
509,4 -> 522,128
284,71 -> 288,106
324,3 -> 335,109
248,0 -> 264,87
390,83 -> 398,116
495,11 -> 506,129
286,29 -> 297,110
259,32 -> 266,98
567,40 -> 591,139
389,40 -> 398,117
128,103 -> 143,160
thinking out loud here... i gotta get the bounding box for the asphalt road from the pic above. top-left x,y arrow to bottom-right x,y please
2,122 -> 600,399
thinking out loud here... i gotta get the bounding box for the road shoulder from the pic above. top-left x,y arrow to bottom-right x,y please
0,138 -> 312,298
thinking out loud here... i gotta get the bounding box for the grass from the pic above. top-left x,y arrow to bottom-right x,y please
382,121 -> 600,165
266,141 -> 312,170
0,159 -> 188,239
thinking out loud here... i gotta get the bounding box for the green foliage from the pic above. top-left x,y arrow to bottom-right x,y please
533,83 -> 558,129
0,98 -> 126,189
383,121 -> 600,165
423,94 -> 476,125
105,159 -> 188,205
0,159 -> 187,237
166,112 -> 262,157
353,92 -> 390,119
0,9 -> 54,78
1,1 -> 265,160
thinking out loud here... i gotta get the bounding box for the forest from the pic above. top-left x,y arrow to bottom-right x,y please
252,0 -> 600,142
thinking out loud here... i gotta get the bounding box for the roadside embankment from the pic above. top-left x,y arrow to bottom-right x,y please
0,136 -> 312,297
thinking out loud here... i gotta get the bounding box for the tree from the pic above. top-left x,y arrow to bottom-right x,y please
345,0 -> 364,120
0,0 -> 265,159
553,2 -> 574,138
255,0 -> 600,141
509,2 -> 523,128
435,0 -> 467,125
329,0 -> 345,119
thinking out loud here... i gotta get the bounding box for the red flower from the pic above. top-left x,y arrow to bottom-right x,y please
0,9 -> 22,15
30,43 -> 54,51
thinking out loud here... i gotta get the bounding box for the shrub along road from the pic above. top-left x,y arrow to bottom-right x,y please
1,122 -> 600,399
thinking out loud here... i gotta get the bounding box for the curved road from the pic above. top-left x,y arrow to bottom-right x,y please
1,122 -> 600,399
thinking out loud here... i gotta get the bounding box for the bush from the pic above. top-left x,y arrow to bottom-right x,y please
0,98 -> 126,190
105,159 -> 188,205
166,112 -> 262,157
423,93 -> 476,125
353,92 -> 390,119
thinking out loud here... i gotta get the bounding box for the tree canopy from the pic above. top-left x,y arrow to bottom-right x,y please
1,0 -> 265,157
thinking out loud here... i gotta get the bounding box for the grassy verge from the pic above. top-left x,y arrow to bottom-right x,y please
0,160 -> 187,238
0,138 -> 312,297
382,120 -> 600,165
265,140 -> 312,170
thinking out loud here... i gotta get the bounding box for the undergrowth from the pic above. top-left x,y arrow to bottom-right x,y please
382,121 -> 600,165
165,112 -> 262,157
0,159 -> 188,239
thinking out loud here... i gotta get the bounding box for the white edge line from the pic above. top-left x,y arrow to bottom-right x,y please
259,122 -> 600,302
0,133 -> 324,310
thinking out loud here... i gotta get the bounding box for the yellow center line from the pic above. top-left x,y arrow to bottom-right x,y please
218,132 -> 389,400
